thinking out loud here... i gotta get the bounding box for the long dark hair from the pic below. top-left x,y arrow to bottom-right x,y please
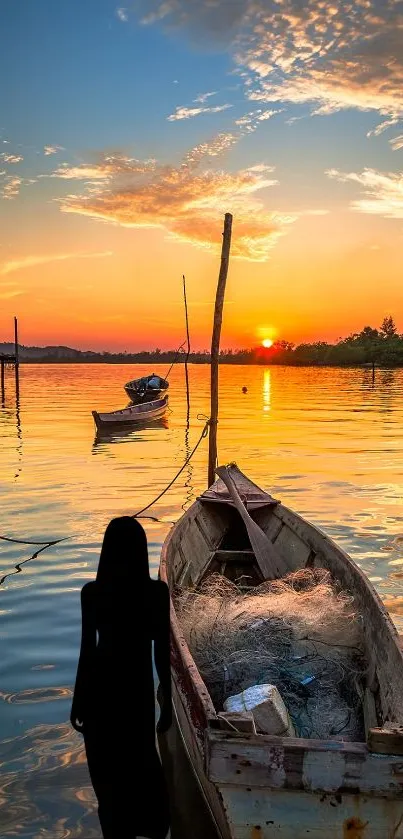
96,517 -> 150,587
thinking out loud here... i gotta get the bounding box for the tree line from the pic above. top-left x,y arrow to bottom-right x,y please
2,317 -> 403,366
265,316 -> 403,367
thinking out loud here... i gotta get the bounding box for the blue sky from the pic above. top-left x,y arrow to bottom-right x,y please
1,0 -> 233,156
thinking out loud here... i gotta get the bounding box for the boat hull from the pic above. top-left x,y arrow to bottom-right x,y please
206,729 -> 403,838
158,693 -> 221,839
160,467 -> 403,839
207,782 -> 403,838
92,396 -> 168,429
124,374 -> 169,403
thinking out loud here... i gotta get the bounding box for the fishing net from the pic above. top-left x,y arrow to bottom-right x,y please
175,568 -> 367,740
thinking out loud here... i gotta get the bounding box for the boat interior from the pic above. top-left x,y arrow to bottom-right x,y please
165,469 -> 403,741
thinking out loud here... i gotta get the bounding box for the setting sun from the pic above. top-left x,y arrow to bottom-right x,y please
262,339 -> 274,349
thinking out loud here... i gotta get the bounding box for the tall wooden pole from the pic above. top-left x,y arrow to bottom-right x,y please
14,317 -> 19,365
208,213 -> 233,487
183,275 -> 191,420
14,316 -> 19,397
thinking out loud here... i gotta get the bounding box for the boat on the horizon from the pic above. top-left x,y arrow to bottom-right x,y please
92,395 -> 168,430
124,373 -> 169,403
160,463 -> 403,839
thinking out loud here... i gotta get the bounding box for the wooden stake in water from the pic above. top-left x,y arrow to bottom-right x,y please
183,275 -> 191,420
208,213 -> 233,487
14,316 -> 19,397
14,317 -> 19,366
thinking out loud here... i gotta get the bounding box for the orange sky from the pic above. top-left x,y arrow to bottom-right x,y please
1,210 -> 401,351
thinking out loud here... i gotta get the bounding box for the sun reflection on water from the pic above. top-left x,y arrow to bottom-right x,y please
263,368 -> 271,413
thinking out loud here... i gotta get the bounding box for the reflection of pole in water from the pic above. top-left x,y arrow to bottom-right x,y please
182,274 -> 193,510
182,406 -> 194,512
0,356 -> 22,478
183,275 -> 190,418
15,384 -> 22,479
263,369 -> 271,412
14,319 -> 22,477
1,361 -> 4,406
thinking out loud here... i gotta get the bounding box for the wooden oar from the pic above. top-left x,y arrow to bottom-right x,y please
215,466 -> 288,580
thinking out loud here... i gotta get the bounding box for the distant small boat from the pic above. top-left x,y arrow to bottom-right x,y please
124,374 -> 169,403
92,396 -> 168,429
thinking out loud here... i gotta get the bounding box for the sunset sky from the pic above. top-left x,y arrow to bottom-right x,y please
1,0 -> 402,351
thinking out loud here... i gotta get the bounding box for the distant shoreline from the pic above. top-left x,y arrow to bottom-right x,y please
2,317 -> 402,366
6,359 -> 403,369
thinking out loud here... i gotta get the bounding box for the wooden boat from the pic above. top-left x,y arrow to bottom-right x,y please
124,373 -> 169,403
92,395 -> 168,430
160,464 -> 403,839
93,415 -> 168,445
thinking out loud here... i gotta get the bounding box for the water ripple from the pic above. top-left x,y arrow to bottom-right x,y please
1,363 -> 403,836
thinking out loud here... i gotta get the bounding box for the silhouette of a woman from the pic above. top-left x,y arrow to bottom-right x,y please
71,517 -> 172,839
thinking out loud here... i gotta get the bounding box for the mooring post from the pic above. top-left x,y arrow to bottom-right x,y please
14,317 -> 19,365
14,316 -> 20,395
208,213 -> 233,488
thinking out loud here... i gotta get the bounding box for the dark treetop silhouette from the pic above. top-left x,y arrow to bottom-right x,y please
71,517 -> 172,839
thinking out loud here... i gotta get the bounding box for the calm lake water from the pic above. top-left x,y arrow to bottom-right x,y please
1,363 -> 403,838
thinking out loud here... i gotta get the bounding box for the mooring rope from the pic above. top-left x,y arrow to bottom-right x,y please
133,416 -> 210,517
0,536 -> 67,547
0,416 -> 211,584
164,340 -> 187,380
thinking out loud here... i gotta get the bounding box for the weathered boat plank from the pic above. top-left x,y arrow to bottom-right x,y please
177,513 -> 215,587
269,523 -> 311,571
214,785 -> 403,838
195,504 -> 230,548
206,730 -> 403,797
171,679 -> 231,839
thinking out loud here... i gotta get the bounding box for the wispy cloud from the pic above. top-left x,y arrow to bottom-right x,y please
43,145 -> 65,156
48,155 -> 156,180
183,132 -> 238,165
194,91 -> 217,104
235,108 -> 282,133
2,176 -> 23,199
141,1 -> 403,120
0,251 -> 113,276
259,109 -> 282,122
0,153 -> 23,164
1,173 -> 37,199
326,168 -> 403,218
367,117 -> 399,138
390,136 -> 403,151
167,104 -> 232,122
54,139 -> 293,261
116,7 -> 128,22
0,289 -> 25,300
300,209 -> 330,217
